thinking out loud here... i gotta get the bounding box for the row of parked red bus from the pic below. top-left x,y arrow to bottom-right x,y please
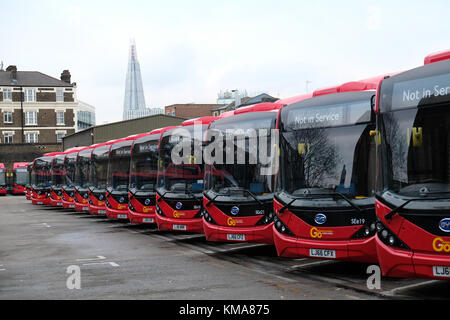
0,162 -> 30,195
24,49 -> 450,280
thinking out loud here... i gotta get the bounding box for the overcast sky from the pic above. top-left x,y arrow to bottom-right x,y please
2,0 -> 449,124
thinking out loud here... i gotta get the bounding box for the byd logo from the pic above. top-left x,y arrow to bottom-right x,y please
310,227 -> 334,239
432,238 -> 450,253
439,218 -> 450,233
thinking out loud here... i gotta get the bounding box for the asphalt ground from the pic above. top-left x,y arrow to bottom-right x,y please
0,195 -> 449,300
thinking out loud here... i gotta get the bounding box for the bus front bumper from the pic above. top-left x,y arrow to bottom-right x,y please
203,220 -> 274,244
155,214 -> 204,233
376,236 -> 450,279
128,208 -> 156,224
273,227 -> 377,263
106,207 -> 129,220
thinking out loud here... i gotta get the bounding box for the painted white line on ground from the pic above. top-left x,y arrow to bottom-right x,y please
381,280 -> 439,296
82,262 -> 120,267
288,260 -> 335,270
0,269 -> 6,271
76,256 -> 106,262
31,223 -> 51,228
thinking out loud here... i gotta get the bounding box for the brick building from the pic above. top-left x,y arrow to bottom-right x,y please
0,65 -> 95,170
164,103 -> 224,119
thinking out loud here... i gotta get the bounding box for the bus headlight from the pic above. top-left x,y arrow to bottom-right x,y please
376,220 -> 409,249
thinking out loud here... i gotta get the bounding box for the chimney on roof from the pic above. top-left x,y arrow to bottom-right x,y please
6,65 -> 17,80
61,70 -> 71,84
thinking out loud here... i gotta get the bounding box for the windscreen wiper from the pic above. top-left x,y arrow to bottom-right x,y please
306,190 -> 363,213
279,199 -> 296,214
385,196 -> 450,219
240,188 -> 264,206
205,194 -> 220,207
157,190 -> 169,203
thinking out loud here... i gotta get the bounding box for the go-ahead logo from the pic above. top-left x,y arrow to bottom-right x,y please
173,211 -> 185,218
433,238 -> 450,252
227,217 -> 243,226
310,227 -> 334,239
439,218 -> 450,233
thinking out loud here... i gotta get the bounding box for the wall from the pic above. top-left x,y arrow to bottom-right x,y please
0,143 -> 62,171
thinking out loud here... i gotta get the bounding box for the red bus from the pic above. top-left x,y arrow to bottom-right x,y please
11,162 -> 29,195
375,50 -> 450,279
155,117 -> 217,233
31,152 -> 62,205
106,134 -> 146,220
202,100 -> 308,244
89,141 -> 115,215
273,77 -> 390,263
128,128 -> 168,224
74,145 -> 99,212
48,153 -> 66,207
0,163 -> 6,196
25,162 -> 33,200
61,147 -> 85,209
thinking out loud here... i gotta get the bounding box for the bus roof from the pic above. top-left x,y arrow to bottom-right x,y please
13,162 -> 29,169
233,102 -> 283,115
182,116 -> 218,126
424,49 -> 450,65
313,75 -> 391,98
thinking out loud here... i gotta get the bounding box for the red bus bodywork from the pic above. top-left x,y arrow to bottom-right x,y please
128,128 -> 172,224
105,134 -> 147,220
61,147 -> 86,209
155,118 -> 217,233
0,163 -> 7,196
73,145 -> 100,212
11,162 -> 29,195
89,141 -> 116,215
25,162 -> 33,200
31,152 -> 63,205
273,77 -> 392,263
202,99 -> 309,245
375,50 -> 450,279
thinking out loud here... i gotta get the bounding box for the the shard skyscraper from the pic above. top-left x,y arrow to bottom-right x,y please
122,40 -> 147,120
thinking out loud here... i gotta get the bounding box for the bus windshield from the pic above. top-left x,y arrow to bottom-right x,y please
130,135 -> 159,193
378,104 -> 450,197
157,125 -> 207,195
107,141 -> 132,192
0,168 -> 5,186
279,93 -> 376,200
15,167 -> 29,186
51,156 -> 65,187
32,158 -> 52,188
205,112 -> 277,198
63,153 -> 77,188
90,145 -> 109,190
75,149 -> 92,189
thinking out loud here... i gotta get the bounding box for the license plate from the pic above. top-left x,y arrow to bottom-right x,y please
143,218 -> 154,223
309,248 -> 336,259
227,234 -> 246,241
173,224 -> 187,231
82,207 -> 89,211
98,210 -> 106,214
117,214 -> 128,219
37,202 -> 43,205
57,202 -> 63,206
433,266 -> 450,277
